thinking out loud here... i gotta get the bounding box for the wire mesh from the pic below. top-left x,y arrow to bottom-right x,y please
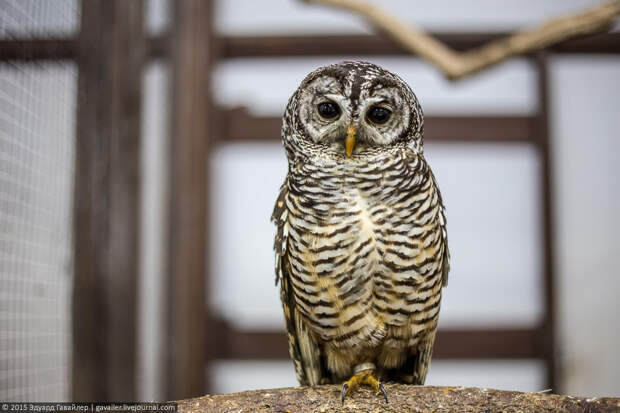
0,0 -> 78,39
0,0 -> 78,402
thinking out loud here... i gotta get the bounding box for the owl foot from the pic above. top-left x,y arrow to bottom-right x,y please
340,368 -> 388,405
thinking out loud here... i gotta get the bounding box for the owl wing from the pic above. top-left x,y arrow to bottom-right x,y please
430,169 -> 450,288
390,152 -> 451,384
406,149 -> 451,288
272,181 -> 325,386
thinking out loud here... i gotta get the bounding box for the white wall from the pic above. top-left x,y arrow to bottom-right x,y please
215,0 -> 603,35
209,57 -> 547,394
138,62 -> 170,402
550,56 -> 620,397
134,0 -> 620,399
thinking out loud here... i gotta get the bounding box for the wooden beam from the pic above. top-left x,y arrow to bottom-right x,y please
72,0 -> 145,401
214,107 -> 537,144
0,36 -> 167,61
218,32 -> 620,58
207,322 -> 546,360
425,116 -> 537,143
535,52 -> 557,391
552,31 -> 620,54
166,0 -> 213,400
0,38 -> 75,60
1,32 -> 619,62
434,328 -> 545,359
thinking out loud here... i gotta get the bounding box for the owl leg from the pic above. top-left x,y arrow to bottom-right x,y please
341,363 -> 388,404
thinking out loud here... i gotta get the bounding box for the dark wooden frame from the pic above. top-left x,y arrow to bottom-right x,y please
165,0 -> 213,400
2,32 -> 618,61
2,0 -> 619,400
536,52 -> 557,389
72,0 -> 145,401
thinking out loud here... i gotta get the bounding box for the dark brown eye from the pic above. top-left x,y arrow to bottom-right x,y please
367,106 -> 391,124
317,101 -> 340,119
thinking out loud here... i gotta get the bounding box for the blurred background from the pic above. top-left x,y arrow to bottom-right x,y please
0,0 -> 618,403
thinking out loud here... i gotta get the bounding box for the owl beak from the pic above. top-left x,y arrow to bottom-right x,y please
345,125 -> 356,157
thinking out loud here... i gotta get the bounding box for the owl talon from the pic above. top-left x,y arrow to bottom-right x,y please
379,382 -> 388,403
341,368 -> 387,404
341,383 -> 349,405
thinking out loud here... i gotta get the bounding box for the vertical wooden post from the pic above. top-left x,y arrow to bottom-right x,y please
535,52 -> 557,391
73,0 -> 145,401
166,0 -> 213,400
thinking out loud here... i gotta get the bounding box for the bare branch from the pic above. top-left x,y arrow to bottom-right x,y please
303,0 -> 620,80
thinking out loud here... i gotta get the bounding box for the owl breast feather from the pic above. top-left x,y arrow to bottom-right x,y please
284,153 -> 444,351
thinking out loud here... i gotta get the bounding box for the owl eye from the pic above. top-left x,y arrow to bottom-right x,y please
366,106 -> 392,124
317,101 -> 341,120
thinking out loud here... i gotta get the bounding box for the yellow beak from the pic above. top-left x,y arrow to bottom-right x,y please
345,125 -> 356,157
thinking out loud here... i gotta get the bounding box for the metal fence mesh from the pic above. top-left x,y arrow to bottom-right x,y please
0,0 -> 78,39
0,0 -> 78,402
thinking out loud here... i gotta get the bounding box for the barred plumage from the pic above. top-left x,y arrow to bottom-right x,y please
272,61 -> 449,395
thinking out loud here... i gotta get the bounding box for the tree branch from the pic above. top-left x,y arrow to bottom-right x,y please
302,0 -> 620,80
177,384 -> 620,412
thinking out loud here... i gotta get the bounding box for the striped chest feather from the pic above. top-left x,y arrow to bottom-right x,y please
283,154 -> 446,351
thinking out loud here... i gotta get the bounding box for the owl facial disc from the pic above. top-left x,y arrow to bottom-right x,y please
284,61 -> 425,158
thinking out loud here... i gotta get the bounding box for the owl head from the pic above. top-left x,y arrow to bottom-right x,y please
282,61 -> 424,161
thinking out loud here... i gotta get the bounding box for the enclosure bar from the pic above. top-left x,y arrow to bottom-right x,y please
166,0 -> 213,400
206,324 -> 546,360
72,0 -> 145,401
0,38 -> 75,60
214,108 -> 537,144
0,37 -> 164,61
535,53 -> 557,391
218,32 -> 620,58
1,32 -> 619,62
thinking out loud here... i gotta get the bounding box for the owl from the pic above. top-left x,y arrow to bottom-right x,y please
272,61 -> 449,403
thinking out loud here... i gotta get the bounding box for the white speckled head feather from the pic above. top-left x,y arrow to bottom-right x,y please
282,61 -> 425,163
